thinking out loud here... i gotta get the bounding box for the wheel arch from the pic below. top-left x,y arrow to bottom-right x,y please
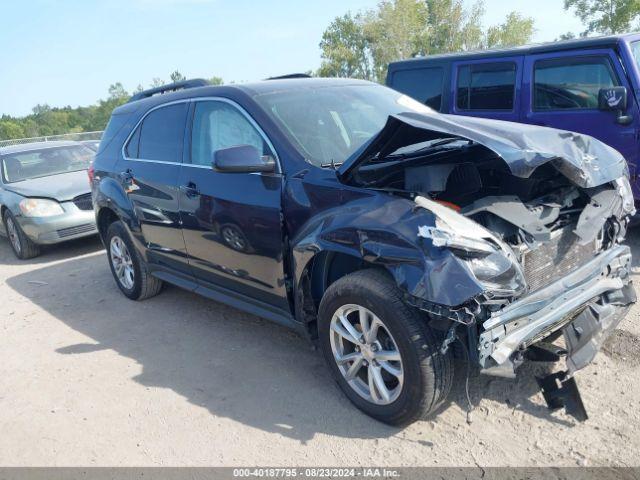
294,249 -> 390,340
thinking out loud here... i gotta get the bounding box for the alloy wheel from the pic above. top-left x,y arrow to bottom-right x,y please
221,226 -> 246,251
329,304 -> 404,405
110,236 -> 135,290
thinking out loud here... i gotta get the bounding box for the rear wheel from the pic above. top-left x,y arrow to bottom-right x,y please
106,221 -> 163,300
3,210 -> 40,259
318,269 -> 453,426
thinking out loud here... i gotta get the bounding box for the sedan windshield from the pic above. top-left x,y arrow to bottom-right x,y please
1,145 -> 94,183
253,84 -> 433,167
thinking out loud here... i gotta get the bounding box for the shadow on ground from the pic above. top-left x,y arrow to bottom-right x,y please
6,229 -> 640,442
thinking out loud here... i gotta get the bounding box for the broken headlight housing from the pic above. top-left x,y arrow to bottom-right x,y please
416,196 -> 526,298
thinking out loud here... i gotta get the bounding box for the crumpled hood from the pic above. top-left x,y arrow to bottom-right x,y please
338,112 -> 629,189
4,170 -> 90,201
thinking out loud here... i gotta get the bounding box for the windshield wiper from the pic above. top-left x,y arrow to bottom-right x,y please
384,138 -> 473,160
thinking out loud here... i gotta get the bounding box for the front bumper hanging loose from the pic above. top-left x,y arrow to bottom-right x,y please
479,244 -> 634,376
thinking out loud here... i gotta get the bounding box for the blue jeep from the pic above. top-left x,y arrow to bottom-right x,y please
387,33 -> 640,207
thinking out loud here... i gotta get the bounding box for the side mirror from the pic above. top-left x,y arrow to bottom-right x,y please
213,145 -> 276,173
598,86 -> 632,125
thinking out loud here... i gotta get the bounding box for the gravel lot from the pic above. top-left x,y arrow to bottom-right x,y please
1,231 -> 639,467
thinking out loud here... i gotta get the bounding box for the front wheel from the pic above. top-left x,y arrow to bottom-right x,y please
3,210 -> 40,259
318,269 -> 453,426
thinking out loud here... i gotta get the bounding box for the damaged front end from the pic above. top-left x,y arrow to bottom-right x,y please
337,112 -> 636,420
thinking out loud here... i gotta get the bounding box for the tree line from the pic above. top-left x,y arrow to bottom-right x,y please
1,0 -> 638,140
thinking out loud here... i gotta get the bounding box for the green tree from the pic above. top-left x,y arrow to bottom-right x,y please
318,0 -> 535,83
485,12 -> 536,48
318,12 -> 374,80
564,0 -> 640,34
149,78 -> 165,88
0,120 -> 25,139
364,0 -> 430,81
108,82 -> 129,101
209,76 -> 224,85
170,70 -> 186,83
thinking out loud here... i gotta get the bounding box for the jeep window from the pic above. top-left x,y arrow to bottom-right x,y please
254,84 -> 431,167
534,56 -> 618,110
391,67 -> 444,111
456,62 -> 516,111
128,103 -> 188,162
191,101 -> 272,167
632,41 -> 640,72
1,145 -> 93,183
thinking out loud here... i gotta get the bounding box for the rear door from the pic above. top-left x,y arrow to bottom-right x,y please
451,56 -> 524,122
177,98 -> 289,311
523,50 -> 639,172
118,101 -> 191,274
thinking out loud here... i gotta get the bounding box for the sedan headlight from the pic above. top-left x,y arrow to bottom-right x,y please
19,198 -> 64,217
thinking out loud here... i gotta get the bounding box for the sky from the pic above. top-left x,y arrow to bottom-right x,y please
0,0 -> 586,117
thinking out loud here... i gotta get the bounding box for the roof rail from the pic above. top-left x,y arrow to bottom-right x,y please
266,73 -> 312,80
128,78 -> 210,103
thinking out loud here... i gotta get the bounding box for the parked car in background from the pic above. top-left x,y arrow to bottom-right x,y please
386,33 -> 640,209
92,78 -> 634,425
0,141 -> 97,259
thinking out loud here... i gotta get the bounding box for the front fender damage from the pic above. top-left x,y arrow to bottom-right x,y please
290,194 -> 488,324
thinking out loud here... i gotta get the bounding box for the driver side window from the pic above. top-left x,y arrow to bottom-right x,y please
191,101 -> 272,167
533,56 -> 619,110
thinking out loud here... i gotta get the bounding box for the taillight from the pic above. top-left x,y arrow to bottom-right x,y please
88,163 -> 95,185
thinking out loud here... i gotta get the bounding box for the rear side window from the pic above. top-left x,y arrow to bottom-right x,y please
126,103 -> 188,162
390,67 -> 444,111
190,101 -> 272,167
533,56 -> 618,110
456,62 -> 516,110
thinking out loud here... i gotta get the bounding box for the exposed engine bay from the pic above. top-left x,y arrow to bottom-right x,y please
337,112 -> 637,420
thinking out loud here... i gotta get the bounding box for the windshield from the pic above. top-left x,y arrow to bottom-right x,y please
1,145 -> 94,183
253,84 -> 433,167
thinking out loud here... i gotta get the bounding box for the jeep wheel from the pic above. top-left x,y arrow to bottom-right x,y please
3,210 -> 40,259
106,221 -> 163,300
318,269 -> 453,426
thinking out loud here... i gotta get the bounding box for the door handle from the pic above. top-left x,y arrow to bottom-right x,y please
180,182 -> 200,197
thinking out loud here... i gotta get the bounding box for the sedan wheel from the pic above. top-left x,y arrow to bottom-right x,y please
329,304 -> 404,405
6,216 -> 22,255
110,235 -> 135,290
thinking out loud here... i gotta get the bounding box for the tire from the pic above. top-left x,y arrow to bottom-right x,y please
3,210 -> 40,259
318,269 -> 453,426
105,220 -> 163,300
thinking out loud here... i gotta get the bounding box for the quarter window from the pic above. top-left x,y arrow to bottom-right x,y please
127,103 -> 188,162
534,56 -> 618,110
391,67 -> 444,111
456,62 -> 516,110
190,101 -> 272,167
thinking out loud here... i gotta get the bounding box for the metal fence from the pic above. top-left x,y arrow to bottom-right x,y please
0,131 -> 104,148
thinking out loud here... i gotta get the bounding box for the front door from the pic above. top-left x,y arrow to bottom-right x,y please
118,102 -> 190,274
522,50 -> 639,187
178,99 -> 289,311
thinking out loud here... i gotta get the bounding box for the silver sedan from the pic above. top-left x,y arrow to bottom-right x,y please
0,141 -> 98,259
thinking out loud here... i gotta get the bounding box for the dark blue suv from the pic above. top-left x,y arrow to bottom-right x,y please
92,77 -> 635,425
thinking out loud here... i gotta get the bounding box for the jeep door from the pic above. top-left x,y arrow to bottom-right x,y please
118,102 -> 191,274
522,50 -> 639,189
450,56 -> 524,122
177,99 -> 289,312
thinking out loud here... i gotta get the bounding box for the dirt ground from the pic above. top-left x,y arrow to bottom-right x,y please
1,230 -> 639,468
